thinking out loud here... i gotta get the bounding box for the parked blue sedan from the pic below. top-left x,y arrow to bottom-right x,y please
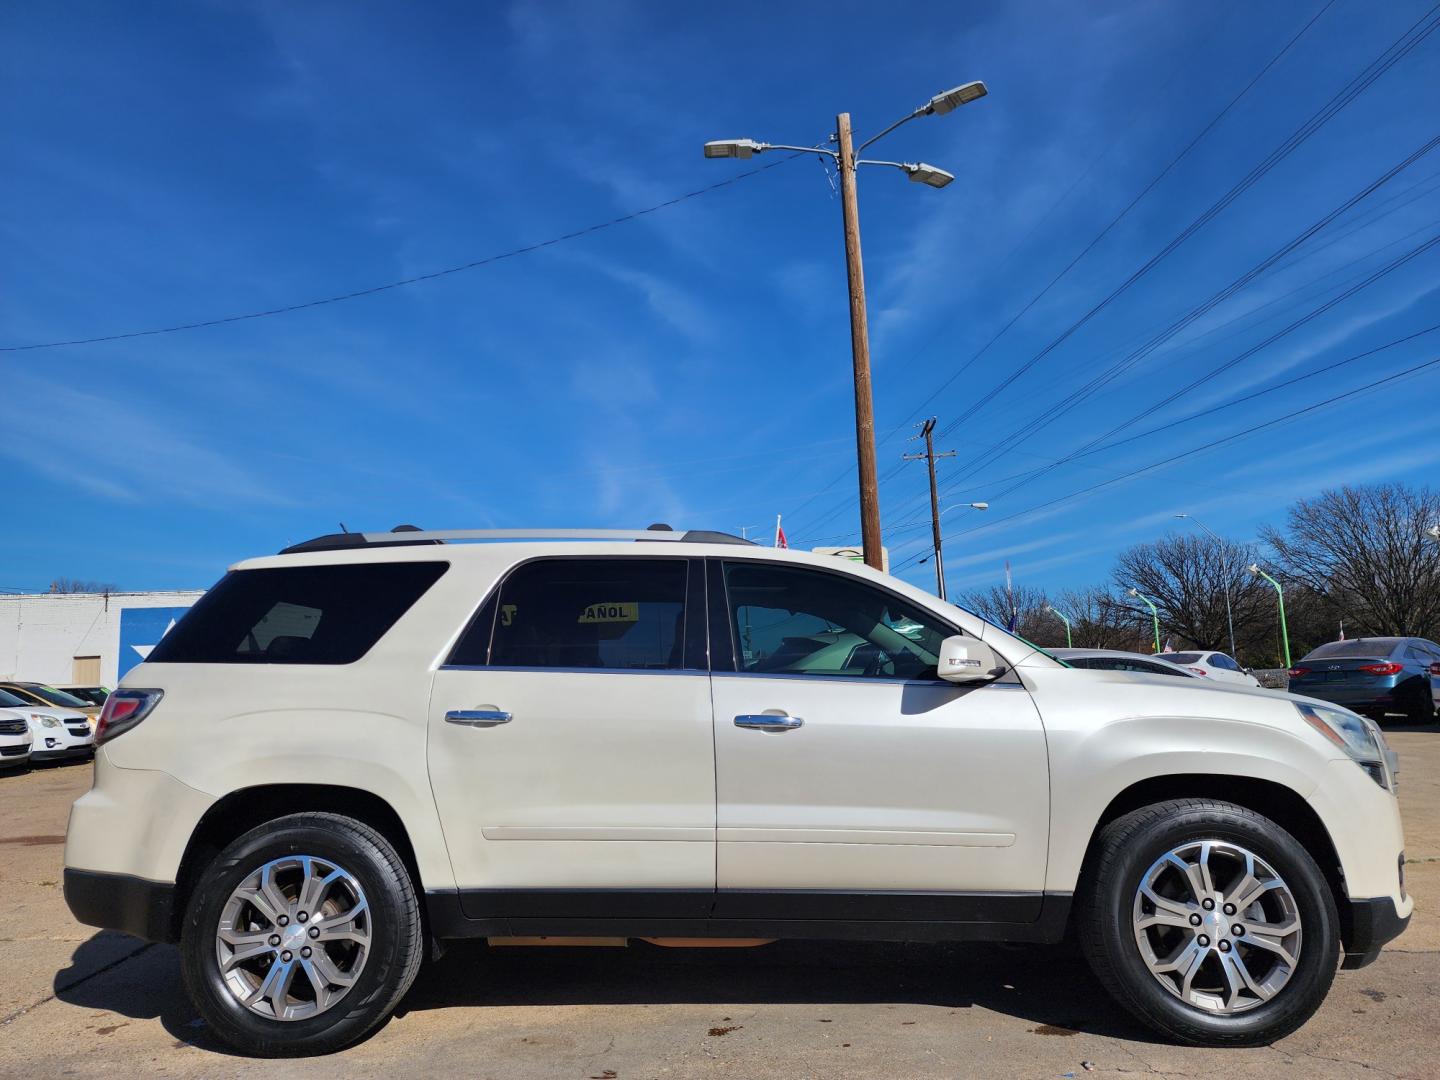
1288,636 -> 1440,724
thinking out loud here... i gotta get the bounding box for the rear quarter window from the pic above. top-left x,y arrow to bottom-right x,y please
147,562 -> 448,664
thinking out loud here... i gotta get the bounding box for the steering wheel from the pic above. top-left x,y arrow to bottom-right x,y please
862,650 -> 894,679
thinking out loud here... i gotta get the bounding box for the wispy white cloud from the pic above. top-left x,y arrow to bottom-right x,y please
0,374 -> 293,509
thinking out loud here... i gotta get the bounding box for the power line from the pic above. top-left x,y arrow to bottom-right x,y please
986,226 -> 1440,500
875,319 -> 1440,542
1,156 -> 799,353
783,0 -> 1357,536
864,18 -> 1440,537
942,132 -> 1440,492
936,3 -> 1440,446
889,353 -> 1440,574
875,4 -> 1440,535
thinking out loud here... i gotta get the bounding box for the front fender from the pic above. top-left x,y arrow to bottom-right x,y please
1042,712 -> 1329,893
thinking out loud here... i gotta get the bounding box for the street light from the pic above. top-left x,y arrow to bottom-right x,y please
924,81 -> 989,115
1045,605 -> 1073,648
1175,513 -> 1238,662
941,501 -> 989,518
1248,563 -> 1292,669
927,501 -> 988,600
1128,587 -> 1161,654
704,80 -> 989,571
703,139 -> 766,159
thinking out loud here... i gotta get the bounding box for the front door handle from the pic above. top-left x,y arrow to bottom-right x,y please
734,713 -> 803,732
445,709 -> 512,726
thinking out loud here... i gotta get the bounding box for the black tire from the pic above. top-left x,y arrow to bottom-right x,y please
1078,799 -> 1339,1046
180,812 -> 424,1057
1402,683 -> 1433,725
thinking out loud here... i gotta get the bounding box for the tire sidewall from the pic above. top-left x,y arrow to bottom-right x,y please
180,817 -> 417,1056
1097,806 -> 1338,1042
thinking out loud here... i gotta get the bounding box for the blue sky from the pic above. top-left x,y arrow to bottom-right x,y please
3,0 -> 1438,597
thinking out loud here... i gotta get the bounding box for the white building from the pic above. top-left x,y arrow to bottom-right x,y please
0,590 -> 204,687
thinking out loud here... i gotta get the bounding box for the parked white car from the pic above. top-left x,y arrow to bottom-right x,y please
0,706 -> 34,771
23,704 -> 96,762
1050,648 -> 1204,679
1154,651 -> 1263,687
64,528 -> 1410,1056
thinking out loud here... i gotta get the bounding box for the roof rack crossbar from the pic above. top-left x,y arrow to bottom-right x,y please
356,529 -> 686,543
279,528 -> 755,555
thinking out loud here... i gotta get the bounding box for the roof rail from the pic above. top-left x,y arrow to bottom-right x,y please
278,527 -> 755,555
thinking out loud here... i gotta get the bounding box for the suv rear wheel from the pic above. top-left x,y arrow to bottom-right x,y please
1079,799 -> 1338,1046
179,812 -> 423,1056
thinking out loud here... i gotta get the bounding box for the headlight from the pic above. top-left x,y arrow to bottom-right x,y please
35,714 -> 60,728
1295,702 -> 1393,790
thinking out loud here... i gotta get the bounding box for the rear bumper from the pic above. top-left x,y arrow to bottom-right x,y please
1292,685 -> 1397,710
63,868 -> 177,944
32,745 -> 94,761
1340,896 -> 1411,970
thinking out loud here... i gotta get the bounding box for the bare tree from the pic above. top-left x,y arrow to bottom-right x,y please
1050,587 -> 1146,650
48,577 -> 118,594
1263,483 -> 1440,638
955,583 -> 1051,642
1112,534 -> 1270,654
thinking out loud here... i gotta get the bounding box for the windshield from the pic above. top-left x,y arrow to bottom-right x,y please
27,685 -> 90,708
0,688 -> 32,709
1303,639 -> 1401,660
1158,652 -> 1204,665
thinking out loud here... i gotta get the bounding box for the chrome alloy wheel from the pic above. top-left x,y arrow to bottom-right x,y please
1132,840 -> 1302,1014
215,855 -> 372,1021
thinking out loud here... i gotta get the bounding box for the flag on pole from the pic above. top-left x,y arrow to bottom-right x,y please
774,514 -> 788,549
1338,620 -> 1345,641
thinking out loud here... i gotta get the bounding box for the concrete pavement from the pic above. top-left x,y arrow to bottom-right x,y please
2,728 -> 1436,1079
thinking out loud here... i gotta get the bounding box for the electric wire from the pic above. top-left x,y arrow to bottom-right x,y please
1,155 -> 801,353
888,353 -> 1440,573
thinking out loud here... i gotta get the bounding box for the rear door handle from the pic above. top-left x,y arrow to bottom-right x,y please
445,709 -> 512,726
734,713 -> 803,732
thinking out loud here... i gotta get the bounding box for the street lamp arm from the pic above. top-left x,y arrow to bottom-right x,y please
855,80 -> 988,153
764,143 -> 840,159
855,111 -> 924,153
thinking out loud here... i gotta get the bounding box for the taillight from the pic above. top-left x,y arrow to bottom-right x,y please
95,688 -> 164,745
1288,667 -> 1310,679
1358,662 -> 1404,676
1430,662 -> 1440,677
1189,667 -> 1208,676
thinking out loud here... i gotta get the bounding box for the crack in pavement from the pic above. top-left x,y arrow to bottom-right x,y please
0,942 -> 153,1027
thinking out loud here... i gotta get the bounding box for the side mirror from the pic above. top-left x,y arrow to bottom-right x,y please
936,635 -> 1005,684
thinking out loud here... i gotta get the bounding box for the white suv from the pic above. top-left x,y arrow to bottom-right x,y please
63,528 -> 1411,1057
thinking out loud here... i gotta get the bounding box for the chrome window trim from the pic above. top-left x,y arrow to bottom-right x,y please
439,664 -> 709,677
711,670 -> 1024,689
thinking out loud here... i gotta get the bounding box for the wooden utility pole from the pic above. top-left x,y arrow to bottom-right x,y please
835,112 -> 883,571
903,417 -> 957,599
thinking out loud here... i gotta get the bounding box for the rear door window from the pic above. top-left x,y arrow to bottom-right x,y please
461,558 -> 690,671
147,562 -> 448,664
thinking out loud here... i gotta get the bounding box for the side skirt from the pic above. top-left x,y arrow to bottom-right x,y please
426,889 -> 1073,945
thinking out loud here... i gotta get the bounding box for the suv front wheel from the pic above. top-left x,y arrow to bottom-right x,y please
180,812 -> 424,1057
1079,798 -> 1339,1046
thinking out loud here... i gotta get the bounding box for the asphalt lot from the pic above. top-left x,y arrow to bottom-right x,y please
2,729 -> 1437,1080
